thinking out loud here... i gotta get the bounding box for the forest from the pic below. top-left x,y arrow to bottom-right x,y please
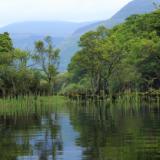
0,9 -> 160,98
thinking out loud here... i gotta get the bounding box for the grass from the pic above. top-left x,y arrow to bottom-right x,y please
0,91 -> 159,116
0,96 -> 67,116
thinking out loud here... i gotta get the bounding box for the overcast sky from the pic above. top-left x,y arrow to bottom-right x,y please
0,0 -> 131,26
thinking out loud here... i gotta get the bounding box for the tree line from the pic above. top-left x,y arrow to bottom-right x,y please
0,9 -> 160,98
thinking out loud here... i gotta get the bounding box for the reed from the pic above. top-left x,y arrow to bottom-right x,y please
0,95 -> 67,116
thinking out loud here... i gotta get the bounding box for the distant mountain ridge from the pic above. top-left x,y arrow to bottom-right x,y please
0,21 -> 92,37
11,34 -> 64,50
74,0 -> 159,35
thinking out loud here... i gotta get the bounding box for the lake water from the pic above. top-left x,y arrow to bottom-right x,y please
0,102 -> 160,160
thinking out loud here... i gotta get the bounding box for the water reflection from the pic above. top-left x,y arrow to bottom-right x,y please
0,103 -> 160,160
0,112 -> 82,160
69,103 -> 160,160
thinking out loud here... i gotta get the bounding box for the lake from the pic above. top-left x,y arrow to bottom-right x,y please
0,102 -> 160,160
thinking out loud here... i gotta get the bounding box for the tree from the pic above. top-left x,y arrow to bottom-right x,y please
0,33 -> 48,97
66,9 -> 160,96
0,32 -> 14,96
34,36 -> 60,95
68,26 -> 122,95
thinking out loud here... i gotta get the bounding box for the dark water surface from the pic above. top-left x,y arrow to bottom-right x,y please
0,103 -> 160,160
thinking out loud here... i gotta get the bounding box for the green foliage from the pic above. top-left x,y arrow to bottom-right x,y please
66,9 -> 160,96
34,36 -> 60,95
68,26 -> 113,95
0,33 -> 61,97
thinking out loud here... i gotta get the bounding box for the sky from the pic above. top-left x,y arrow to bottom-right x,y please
0,0 -> 131,26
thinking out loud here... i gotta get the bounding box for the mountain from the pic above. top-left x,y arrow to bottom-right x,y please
58,35 -> 80,71
11,34 -> 65,50
0,21 -> 92,37
74,0 -> 159,35
0,21 -> 93,51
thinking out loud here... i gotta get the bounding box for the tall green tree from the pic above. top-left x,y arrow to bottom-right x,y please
34,36 -> 60,94
68,26 -> 122,95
